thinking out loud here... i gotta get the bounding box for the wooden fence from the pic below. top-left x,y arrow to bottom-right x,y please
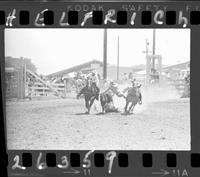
5,58 -> 67,100
26,82 -> 66,97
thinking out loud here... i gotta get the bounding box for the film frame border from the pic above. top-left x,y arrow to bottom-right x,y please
1,1 -> 200,27
1,1 -> 200,177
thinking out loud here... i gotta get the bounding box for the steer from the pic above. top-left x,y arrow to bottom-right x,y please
100,93 -> 118,113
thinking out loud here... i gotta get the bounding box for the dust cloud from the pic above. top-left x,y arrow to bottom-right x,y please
91,82 -> 181,114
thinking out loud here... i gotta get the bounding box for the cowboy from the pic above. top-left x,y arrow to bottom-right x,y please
87,70 -> 99,84
86,70 -> 100,99
102,80 -> 126,98
132,79 -> 142,104
123,79 -> 142,104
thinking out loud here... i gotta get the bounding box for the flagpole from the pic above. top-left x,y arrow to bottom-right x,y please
117,36 -> 119,80
103,29 -> 107,79
152,29 -> 156,68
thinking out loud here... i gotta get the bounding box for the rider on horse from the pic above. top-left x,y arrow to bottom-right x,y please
86,70 -> 100,100
123,78 -> 142,104
76,71 -> 100,114
132,79 -> 142,104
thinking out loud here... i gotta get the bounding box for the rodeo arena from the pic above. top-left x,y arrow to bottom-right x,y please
6,30 -> 190,150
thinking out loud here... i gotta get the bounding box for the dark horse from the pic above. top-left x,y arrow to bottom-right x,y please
77,80 -> 100,114
124,85 -> 141,114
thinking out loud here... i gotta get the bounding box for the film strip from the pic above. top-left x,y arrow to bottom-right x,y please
1,1 -> 200,177
1,4 -> 200,27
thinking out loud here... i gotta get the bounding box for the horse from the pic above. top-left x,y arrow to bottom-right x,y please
77,80 -> 100,114
124,85 -> 141,114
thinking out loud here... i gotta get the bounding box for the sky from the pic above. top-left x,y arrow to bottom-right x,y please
5,28 -> 190,75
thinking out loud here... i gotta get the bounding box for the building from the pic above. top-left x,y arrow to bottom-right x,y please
162,61 -> 190,79
46,60 -> 103,78
46,59 -> 142,81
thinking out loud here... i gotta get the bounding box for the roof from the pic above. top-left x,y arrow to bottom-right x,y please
46,60 -> 103,78
163,61 -> 190,71
136,70 -> 146,75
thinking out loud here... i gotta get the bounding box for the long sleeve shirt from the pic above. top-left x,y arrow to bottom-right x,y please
102,83 -> 120,94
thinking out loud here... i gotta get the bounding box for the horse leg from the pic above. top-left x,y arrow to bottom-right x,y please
128,102 -> 134,113
85,97 -> 90,114
101,104 -> 105,113
130,102 -> 137,113
100,95 -> 105,113
88,96 -> 96,114
102,107 -> 104,113
124,101 -> 129,113
131,104 -> 136,113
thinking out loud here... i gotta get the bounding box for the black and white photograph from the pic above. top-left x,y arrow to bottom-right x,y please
5,28 -> 190,150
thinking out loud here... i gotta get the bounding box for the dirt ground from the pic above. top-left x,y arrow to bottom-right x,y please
6,87 -> 190,150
